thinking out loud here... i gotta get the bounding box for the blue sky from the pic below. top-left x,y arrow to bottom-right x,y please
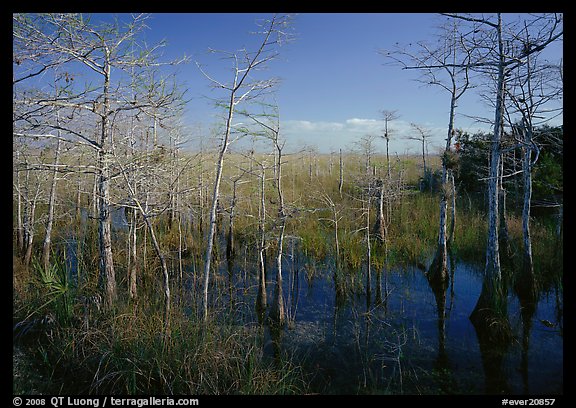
95,13 -> 564,154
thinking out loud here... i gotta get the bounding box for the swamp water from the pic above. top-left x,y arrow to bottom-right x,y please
63,211 -> 563,395
205,249 -> 563,395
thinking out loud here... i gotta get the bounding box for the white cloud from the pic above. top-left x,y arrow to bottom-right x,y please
275,117 -> 492,154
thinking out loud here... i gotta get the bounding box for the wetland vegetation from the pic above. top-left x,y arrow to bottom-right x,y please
13,13 -> 562,396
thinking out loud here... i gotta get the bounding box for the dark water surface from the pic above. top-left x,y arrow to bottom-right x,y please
220,250 -> 563,395
65,212 -> 563,395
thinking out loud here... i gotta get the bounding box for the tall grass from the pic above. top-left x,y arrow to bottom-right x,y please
13,151 -> 562,395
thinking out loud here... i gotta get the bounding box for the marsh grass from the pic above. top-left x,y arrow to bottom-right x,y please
13,151 -> 562,395
14,291 -> 308,395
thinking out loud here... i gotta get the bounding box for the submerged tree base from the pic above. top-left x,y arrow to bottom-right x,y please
470,277 -> 514,347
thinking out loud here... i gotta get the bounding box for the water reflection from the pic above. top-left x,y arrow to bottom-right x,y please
60,223 -> 561,394
470,273 -> 513,394
513,266 -> 538,395
425,259 -> 452,389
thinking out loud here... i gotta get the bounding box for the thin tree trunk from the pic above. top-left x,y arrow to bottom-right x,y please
15,150 -> 24,254
92,170 -> 98,219
75,152 -> 83,220
144,214 -> 171,335
198,164 -> 204,236
430,92 -> 456,282
338,149 -> 343,197
202,91 -> 235,322
23,175 -> 39,269
128,207 -> 138,300
365,192 -> 372,307
23,198 -> 37,269
521,125 -> 533,273
373,178 -> 386,242
256,165 -> 267,314
269,145 -> 286,326
42,136 -> 61,271
498,147 -> 512,258
226,179 -> 237,262
385,137 -> 392,224
448,170 -> 456,245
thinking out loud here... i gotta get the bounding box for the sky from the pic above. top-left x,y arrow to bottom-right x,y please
90,13 -> 564,154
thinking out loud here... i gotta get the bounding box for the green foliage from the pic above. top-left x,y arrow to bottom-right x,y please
454,131 -> 490,194
533,150 -> 562,198
455,126 -> 563,213
33,256 -> 74,325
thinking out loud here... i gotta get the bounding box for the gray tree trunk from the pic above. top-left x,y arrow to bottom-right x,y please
338,149 -> 343,197
23,170 -> 39,269
429,92 -> 456,282
98,61 -> 117,309
128,207 -> 138,300
15,150 -> 24,254
521,125 -> 533,273
256,165 -> 267,315
269,145 -> 286,327
470,15 -> 510,341
144,214 -> 171,335
484,14 -> 505,284
202,92 -> 235,322
42,136 -> 61,271
448,170 -> 456,245
365,191 -> 372,306
373,179 -> 386,243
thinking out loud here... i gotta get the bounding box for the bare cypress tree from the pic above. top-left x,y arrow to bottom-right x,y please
380,110 -> 400,182
505,20 -> 563,277
383,20 -> 472,281
407,123 -> 431,191
14,149 -> 25,255
41,134 -> 61,272
269,132 -> 287,327
247,104 -> 288,327
13,13 -> 187,309
197,14 -> 292,322
441,13 -> 562,335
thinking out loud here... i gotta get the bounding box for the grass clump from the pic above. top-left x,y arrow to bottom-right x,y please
14,294 -> 307,395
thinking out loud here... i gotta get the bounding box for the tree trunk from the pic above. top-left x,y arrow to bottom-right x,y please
385,137 -> 392,224
269,144 -> 286,327
471,14 -> 508,336
202,91 -> 235,322
23,198 -> 37,269
365,192 -> 372,307
23,175 -> 39,269
42,135 -> 61,272
15,150 -> 24,254
373,178 -> 386,242
338,149 -> 343,197
521,125 -> 533,274
75,153 -> 82,220
91,170 -> 99,219
448,170 -> 456,245
144,214 -> 171,336
226,179 -> 237,262
128,207 -> 138,300
98,61 -> 117,310
256,166 -> 267,315
430,93 -> 456,282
